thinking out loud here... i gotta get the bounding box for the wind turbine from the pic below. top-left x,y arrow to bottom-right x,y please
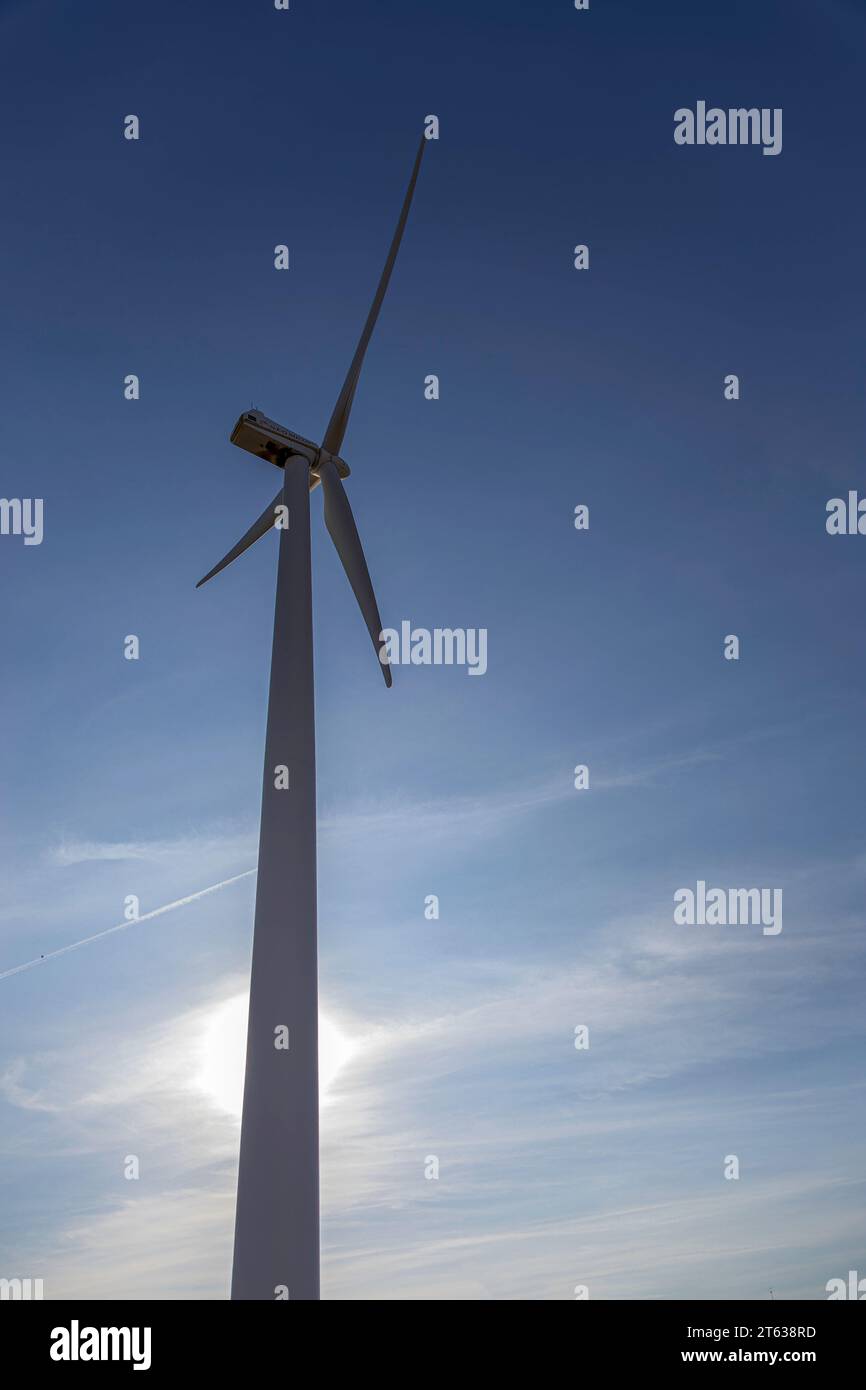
197,131 -> 427,1300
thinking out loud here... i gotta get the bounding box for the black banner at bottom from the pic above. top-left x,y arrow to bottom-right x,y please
3,1298 -> 861,1373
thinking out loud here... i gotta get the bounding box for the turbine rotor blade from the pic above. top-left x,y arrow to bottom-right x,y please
196,488 -> 284,588
321,133 -> 426,458
318,457 -> 391,686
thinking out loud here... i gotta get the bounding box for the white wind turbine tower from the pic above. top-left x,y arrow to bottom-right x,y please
197,131 -> 427,1300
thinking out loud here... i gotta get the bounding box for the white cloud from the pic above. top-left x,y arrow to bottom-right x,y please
49,830 -> 256,868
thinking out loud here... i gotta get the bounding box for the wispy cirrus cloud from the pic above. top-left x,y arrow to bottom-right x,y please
45,747 -> 719,868
49,830 -> 256,868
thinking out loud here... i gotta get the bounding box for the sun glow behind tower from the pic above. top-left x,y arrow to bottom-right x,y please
196,994 -> 359,1116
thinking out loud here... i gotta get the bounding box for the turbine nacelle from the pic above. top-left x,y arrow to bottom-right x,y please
230,410 -> 351,487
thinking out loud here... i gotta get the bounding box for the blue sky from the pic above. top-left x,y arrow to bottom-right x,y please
1,0 -> 865,1299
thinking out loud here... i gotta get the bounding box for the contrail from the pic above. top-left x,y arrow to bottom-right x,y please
0,869 -> 256,982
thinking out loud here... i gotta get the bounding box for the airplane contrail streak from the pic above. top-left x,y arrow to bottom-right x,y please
0,869 -> 257,982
